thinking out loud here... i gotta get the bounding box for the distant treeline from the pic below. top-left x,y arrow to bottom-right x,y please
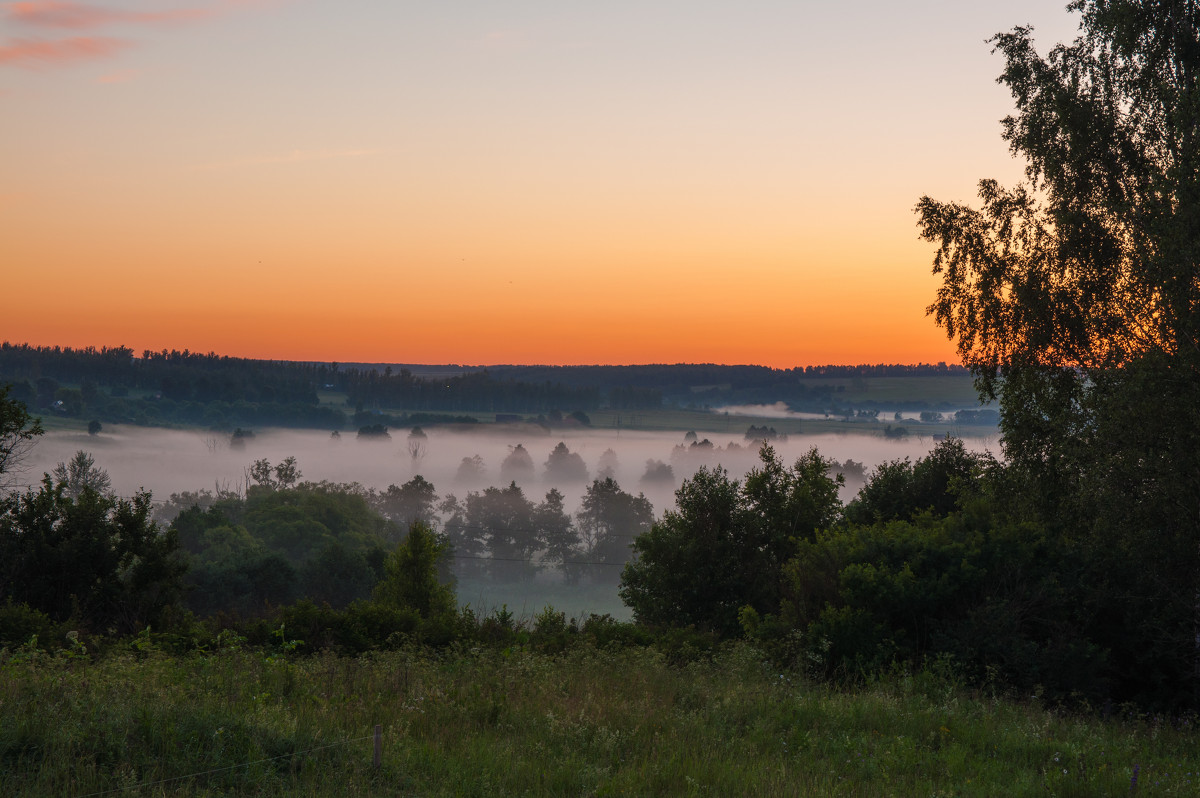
489,362 -> 971,410
340,367 -> 601,413
488,362 -> 968,388
0,343 -> 601,427
0,343 -> 324,404
0,342 -> 980,431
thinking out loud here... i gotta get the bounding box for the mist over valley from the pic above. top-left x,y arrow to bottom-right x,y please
22,422 -> 995,517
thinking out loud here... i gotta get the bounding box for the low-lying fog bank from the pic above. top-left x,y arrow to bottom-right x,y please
20,425 -> 997,516
15,425 -> 997,622
713,402 -> 998,423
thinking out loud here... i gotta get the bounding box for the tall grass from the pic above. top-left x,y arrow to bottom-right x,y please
3,642 -> 1196,796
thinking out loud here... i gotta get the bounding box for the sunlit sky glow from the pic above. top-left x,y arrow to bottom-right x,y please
2,1 -> 1082,367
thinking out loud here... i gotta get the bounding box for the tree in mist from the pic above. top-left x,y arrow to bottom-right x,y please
370,475 -> 438,541
230,428 -> 254,449
464,482 -> 539,578
439,493 -> 484,577
51,450 -> 112,499
639,459 -> 674,487
373,521 -> 456,620
745,425 -> 784,443
247,456 -> 302,490
454,454 -> 487,487
357,424 -> 390,440
543,442 -> 588,484
576,478 -> 654,572
499,444 -> 535,484
406,427 -> 428,470
669,437 -> 719,473
596,448 -> 619,481
533,488 -> 576,575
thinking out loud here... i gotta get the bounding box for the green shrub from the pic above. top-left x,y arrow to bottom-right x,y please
0,601 -> 65,651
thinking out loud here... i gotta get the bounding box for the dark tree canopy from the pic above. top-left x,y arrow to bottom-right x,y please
917,2 -> 1200,384
916,1 -> 1200,706
576,478 -> 654,567
620,446 -> 842,636
0,384 -> 42,490
51,450 -> 113,499
0,480 -> 185,634
373,521 -> 456,619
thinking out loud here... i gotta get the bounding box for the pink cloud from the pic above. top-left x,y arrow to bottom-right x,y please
0,35 -> 128,66
6,1 -> 214,29
4,1 -> 281,30
0,1 -> 278,69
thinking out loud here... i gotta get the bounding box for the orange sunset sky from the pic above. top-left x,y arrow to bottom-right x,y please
2,1 -> 1081,368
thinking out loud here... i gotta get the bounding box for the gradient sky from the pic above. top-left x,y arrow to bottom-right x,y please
1,1 -> 1082,367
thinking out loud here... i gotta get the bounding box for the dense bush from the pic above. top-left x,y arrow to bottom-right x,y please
778,504 -> 1104,701
620,446 -> 842,636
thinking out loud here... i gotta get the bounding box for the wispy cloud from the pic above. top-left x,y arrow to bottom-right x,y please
0,34 -> 128,66
6,1 -> 215,29
193,148 -> 382,171
0,1 -> 275,69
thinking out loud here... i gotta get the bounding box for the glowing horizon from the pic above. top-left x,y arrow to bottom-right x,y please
1,2 -> 1083,369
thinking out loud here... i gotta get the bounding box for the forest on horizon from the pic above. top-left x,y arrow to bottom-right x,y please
0,341 -> 985,433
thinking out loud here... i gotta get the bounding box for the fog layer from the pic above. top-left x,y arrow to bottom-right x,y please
22,425 -> 996,515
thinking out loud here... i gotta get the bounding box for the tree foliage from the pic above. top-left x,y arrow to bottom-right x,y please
167,477 -> 395,616
916,3 -> 1200,383
915,1 -> 1200,706
781,503 -> 1102,698
373,522 -> 456,619
51,450 -> 113,499
575,478 -> 654,571
620,446 -> 842,636
0,384 -> 42,490
0,480 -> 185,634
844,438 -> 993,525
367,475 -> 438,540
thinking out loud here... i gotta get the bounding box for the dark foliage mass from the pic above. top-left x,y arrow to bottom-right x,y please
0,480 -> 185,635
620,446 -> 841,637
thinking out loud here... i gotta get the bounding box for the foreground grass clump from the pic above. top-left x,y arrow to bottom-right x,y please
2,642 -> 1198,796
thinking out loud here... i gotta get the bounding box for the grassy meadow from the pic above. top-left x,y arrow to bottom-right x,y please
3,640 -> 1195,797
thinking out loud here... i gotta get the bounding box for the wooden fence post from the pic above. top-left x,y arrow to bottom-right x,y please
373,724 -> 382,769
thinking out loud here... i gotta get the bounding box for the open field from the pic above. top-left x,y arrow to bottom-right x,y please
583,408 -> 990,438
2,643 -> 1192,797
793,375 -> 984,405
